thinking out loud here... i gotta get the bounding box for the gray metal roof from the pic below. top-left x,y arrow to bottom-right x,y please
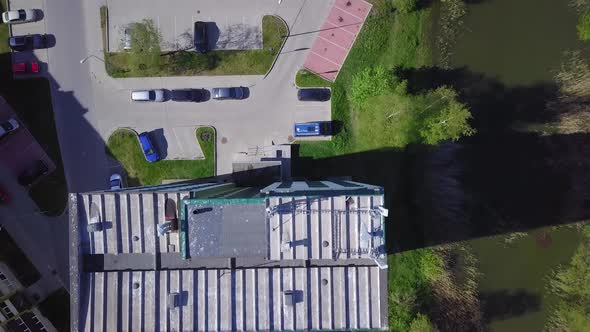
79,192 -> 188,255
80,267 -> 385,331
71,182 -> 388,331
266,195 -> 386,261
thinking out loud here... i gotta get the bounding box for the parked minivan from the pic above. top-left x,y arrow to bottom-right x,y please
194,21 -> 208,53
138,132 -> 159,162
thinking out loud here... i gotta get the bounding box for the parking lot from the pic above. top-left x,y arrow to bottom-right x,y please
107,0 -> 265,52
126,125 -> 205,161
8,0 -> 50,75
0,97 -> 55,180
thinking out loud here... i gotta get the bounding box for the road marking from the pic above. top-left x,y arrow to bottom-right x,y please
324,20 -> 356,36
318,35 -> 348,51
308,50 -> 342,66
333,5 -> 364,21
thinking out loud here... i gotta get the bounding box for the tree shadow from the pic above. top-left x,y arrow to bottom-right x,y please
479,289 -> 541,323
293,67 -> 590,253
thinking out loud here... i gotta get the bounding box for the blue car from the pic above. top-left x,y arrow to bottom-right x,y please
138,132 -> 159,162
294,122 -> 321,137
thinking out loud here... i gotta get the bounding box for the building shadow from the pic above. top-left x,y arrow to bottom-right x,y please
293,67 -> 590,253
479,289 -> 541,323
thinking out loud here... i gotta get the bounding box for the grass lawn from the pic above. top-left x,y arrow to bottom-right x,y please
106,127 -> 215,186
297,1 -> 432,158
0,229 -> 41,287
101,6 -> 288,77
37,288 -> 69,332
295,69 -> 333,88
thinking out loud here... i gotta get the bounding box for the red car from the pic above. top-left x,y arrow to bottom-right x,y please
11,61 -> 40,74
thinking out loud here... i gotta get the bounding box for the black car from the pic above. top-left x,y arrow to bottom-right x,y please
18,160 -> 49,186
170,89 -> 206,102
194,21 -> 208,53
8,34 -> 47,51
297,88 -> 331,102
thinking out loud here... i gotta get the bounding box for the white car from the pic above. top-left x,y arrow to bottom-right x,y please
131,89 -> 166,102
0,118 -> 19,140
2,9 -> 37,24
109,173 -> 124,190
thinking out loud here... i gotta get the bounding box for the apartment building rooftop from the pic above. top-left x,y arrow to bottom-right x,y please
69,179 -> 388,331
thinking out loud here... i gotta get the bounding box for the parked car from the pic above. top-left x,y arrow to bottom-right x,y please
131,89 -> 166,102
12,61 -> 40,74
212,87 -> 247,100
138,132 -> 159,162
294,122 -> 332,137
109,173 -> 124,190
2,9 -> 36,24
123,26 -> 132,50
17,160 -> 49,186
194,21 -> 208,53
0,118 -> 19,140
8,34 -> 47,51
170,89 -> 206,102
297,88 -> 331,102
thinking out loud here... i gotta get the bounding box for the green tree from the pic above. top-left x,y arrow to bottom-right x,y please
419,86 -> 475,145
546,225 -> 590,331
129,19 -> 162,75
350,66 -> 391,107
395,0 -> 418,14
577,11 -> 590,41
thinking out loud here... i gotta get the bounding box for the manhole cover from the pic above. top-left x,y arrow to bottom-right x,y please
221,137 -> 228,144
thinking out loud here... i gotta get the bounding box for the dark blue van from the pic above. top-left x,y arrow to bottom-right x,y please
138,132 -> 159,162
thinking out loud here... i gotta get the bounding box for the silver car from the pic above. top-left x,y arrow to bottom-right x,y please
211,87 -> 247,100
2,9 -> 36,24
131,89 -> 166,102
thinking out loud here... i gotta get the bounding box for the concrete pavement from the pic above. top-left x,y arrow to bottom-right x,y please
61,0 -> 333,189
108,0 -> 265,51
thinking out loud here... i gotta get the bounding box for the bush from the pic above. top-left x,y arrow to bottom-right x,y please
350,66 -> 391,107
577,11 -> 590,41
395,0 -> 418,14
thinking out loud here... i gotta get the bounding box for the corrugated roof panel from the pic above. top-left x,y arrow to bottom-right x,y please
82,267 -> 384,331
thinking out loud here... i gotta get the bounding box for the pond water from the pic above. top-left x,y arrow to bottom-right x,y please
468,226 -> 583,331
439,0 -> 588,330
449,0 -> 585,87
